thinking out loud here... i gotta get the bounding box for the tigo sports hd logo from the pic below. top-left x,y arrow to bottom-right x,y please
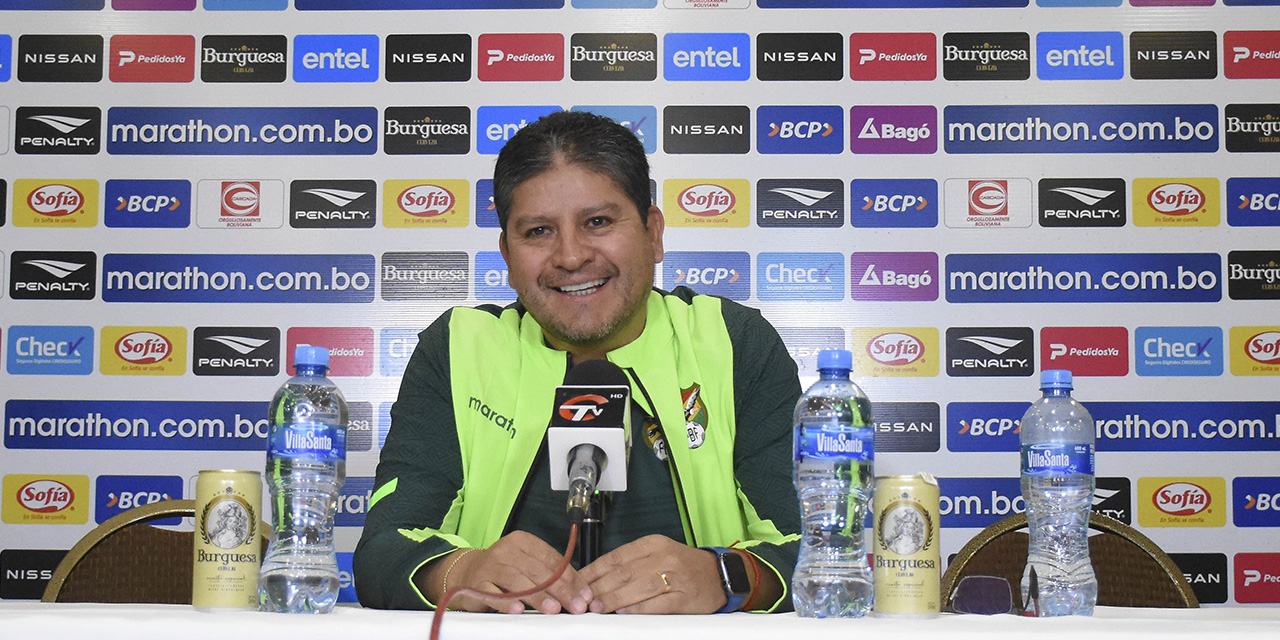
756,106 -> 842,154
6,326 -> 93,376
290,179 -> 376,229
15,107 -> 101,155
9,251 -> 96,301
1038,178 -> 1125,228
849,32 -> 935,81
663,33 -> 749,81
756,32 -> 842,81
1040,326 -> 1128,376
193,327 -> 279,377
943,104 -> 1217,154
2,475 -> 90,525
12,179 -> 99,228
293,35 -> 378,83
853,328 -> 939,377
663,251 -> 750,300
756,179 -> 843,228
109,35 -> 194,83
383,180 -> 468,227
1135,326 -> 1222,377
1137,477 -> 1225,527
945,253 -> 1220,304
664,179 -> 750,227
1230,326 -> 1280,375
1227,177 -> 1280,227
1036,32 -> 1123,80
850,179 -> 937,228
107,107 -> 377,155
1234,477 -> 1280,527
100,326 -> 186,376
850,106 -> 936,155
1133,178 -> 1219,227
105,179 -> 190,228
756,252 -> 843,301
945,327 -> 1034,377
850,252 -> 938,302
95,475 -> 182,524
663,105 -> 750,154
478,33 -> 564,82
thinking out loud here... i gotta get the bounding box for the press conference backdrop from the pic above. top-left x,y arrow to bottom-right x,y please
1,0 -> 1278,607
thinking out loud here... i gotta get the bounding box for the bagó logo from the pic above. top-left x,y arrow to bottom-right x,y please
664,179 -> 749,227
293,34 -> 379,83
2,474 -> 90,525
850,106 -> 937,154
757,105 -> 843,154
850,252 -> 939,302
478,33 -> 564,82
663,32 -> 750,81
383,180 -> 468,228
849,32 -> 935,81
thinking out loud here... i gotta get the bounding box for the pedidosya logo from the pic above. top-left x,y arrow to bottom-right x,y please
2,474 -> 90,525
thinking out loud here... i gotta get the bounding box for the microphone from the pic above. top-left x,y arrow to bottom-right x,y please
547,359 -> 631,524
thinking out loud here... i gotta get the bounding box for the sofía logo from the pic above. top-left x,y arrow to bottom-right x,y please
868,332 -> 924,366
28,184 -> 84,216
398,184 -> 455,217
115,331 -> 174,364
1247,331 -> 1280,364
1148,183 -> 1205,215
18,480 -> 74,513
1154,481 -> 1211,516
679,184 -> 735,216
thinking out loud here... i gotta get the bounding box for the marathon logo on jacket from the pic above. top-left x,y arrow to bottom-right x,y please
0,549 -> 68,600
945,327 -> 1034,377
756,32 -> 842,81
1229,326 -> 1280,376
663,32 -> 750,81
850,252 -> 939,302
1130,31 -> 1217,79
11,179 -> 99,228
17,34 -> 102,82
1134,326 -> 1223,377
9,251 -> 96,301
1227,251 -> 1280,300
1040,326 -> 1129,376
662,251 -> 750,300
15,107 -> 101,155
1225,31 -> 1280,79
1036,31 -> 1123,80
384,34 -> 471,82
383,106 -> 470,155
663,105 -> 750,154
1228,177 -> 1280,227
1233,476 -> 1280,527
290,180 -> 376,229
1137,477 -> 1225,527
104,179 -> 191,229
5,325 -> 93,375
2,475 -> 90,525
873,402 -> 940,453
942,32 -> 1030,81
1236,553 -> 1280,604
849,178 -> 937,228
200,35 -> 287,83
1226,104 -> 1280,153
99,326 -> 187,376
382,180 -> 468,227
853,327 -> 939,377
756,252 -> 844,301
571,105 -> 657,154
756,106 -> 842,154
196,179 -> 284,229
1038,178 -> 1125,227
1094,477 -> 1132,524
380,252 -> 468,301
569,33 -> 657,81
775,326 -> 844,377
95,475 -> 183,524
292,34 -> 378,83
285,327 -> 373,377
849,106 -> 936,154
1132,178 -> 1219,227
109,35 -> 195,83
663,179 -> 750,227
1169,553 -> 1228,604
944,178 -> 1033,228
849,32 -> 935,81
478,33 -> 564,82
193,327 -> 279,376
756,178 -> 843,228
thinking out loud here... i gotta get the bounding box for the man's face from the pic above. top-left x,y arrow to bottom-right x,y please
500,160 -> 664,356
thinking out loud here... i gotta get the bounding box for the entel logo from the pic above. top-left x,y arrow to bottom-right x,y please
115,331 -> 174,364
221,182 -> 259,217
1154,482 -> 1211,516
18,480 -> 74,514
559,394 -> 607,421
679,184 -> 735,216
1247,331 -> 1280,364
28,185 -> 84,216
968,181 -> 1008,216
399,185 -> 455,217
868,332 -> 924,366
1149,183 -> 1204,215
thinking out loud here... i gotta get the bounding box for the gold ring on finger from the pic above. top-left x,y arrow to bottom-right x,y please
659,571 -> 671,593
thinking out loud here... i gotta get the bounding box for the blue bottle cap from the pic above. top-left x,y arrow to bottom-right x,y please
817,349 -> 853,371
1040,369 -> 1073,390
295,344 -> 330,368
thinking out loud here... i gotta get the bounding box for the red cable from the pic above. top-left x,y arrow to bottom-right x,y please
429,523 -> 579,640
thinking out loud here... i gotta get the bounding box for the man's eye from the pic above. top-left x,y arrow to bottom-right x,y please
587,216 -> 610,227
525,226 -> 547,237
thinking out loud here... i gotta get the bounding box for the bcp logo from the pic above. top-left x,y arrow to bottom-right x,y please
1137,477 -> 1226,527
1234,477 -> 1280,527
99,326 -> 187,376
293,34 -> 379,83
2,474 -> 90,525
1134,178 -> 1219,227
1225,31 -> 1280,79
946,402 -> 1024,452
1231,326 -> 1280,375
1236,553 -> 1280,604
478,33 -> 564,82
476,105 -> 561,154
850,252 -> 938,302
287,327 -> 374,377
663,251 -> 750,300
1041,326 -> 1129,376
850,106 -> 937,154
663,32 -> 750,81
12,179 -> 99,227
663,179 -> 749,227
853,328 -> 939,377
95,475 -> 183,524
6,325 -> 94,376
944,178 -> 1033,228
849,178 -> 937,228
1227,177 -> 1280,227
756,106 -> 843,154
109,35 -> 195,83
382,180 -> 468,228
104,179 -> 190,228
756,252 -> 844,301
849,32 -> 935,81
1134,326 -> 1222,377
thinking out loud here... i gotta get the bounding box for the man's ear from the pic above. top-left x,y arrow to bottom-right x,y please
646,206 -> 665,262
499,230 -> 509,263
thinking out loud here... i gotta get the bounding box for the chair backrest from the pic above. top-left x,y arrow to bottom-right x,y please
42,499 -> 269,604
941,512 -> 1198,610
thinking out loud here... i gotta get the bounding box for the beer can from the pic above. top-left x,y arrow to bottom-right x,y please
873,473 -> 941,617
193,470 -> 262,611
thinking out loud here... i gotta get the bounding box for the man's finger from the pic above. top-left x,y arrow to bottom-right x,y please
589,564 -> 673,613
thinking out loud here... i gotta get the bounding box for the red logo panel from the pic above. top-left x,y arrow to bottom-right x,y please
850,32 -> 936,81
1235,553 -> 1280,603
1040,327 -> 1129,376
478,33 -> 564,82
286,327 -> 374,377
109,35 -> 195,83
1224,31 -> 1280,79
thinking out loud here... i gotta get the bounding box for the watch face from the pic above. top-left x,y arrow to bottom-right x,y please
721,551 -> 752,596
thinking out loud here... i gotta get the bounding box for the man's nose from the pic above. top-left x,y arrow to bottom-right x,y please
552,227 -> 592,271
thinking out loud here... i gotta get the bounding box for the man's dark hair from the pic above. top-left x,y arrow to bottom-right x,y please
493,110 -> 651,231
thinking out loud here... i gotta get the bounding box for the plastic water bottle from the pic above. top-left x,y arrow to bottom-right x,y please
1019,369 -> 1097,617
259,345 -> 348,613
792,349 -> 874,618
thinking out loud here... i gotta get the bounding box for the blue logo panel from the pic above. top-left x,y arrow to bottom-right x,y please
204,0 -> 286,8
477,106 -> 561,154
6,326 -> 94,375
102,254 -> 376,303
475,179 -> 499,227
663,33 -> 750,82
107,107 -> 378,155
296,0 -> 562,6
757,252 -> 844,301
1036,32 -> 1123,80
1234,477 -> 1280,527
947,402 -> 1026,452
663,251 -> 751,300
337,551 -> 357,603
572,106 -> 657,154
938,477 -> 1025,529
379,327 -> 419,377
944,104 -> 1218,154
849,179 -> 938,228
95,475 -> 183,524
334,477 -> 374,527
293,35 -> 379,83
0,35 -> 11,82
104,180 -> 191,228
945,253 -> 1221,303
757,106 -> 843,154
378,401 -> 393,449
5,400 -> 269,450
474,251 -> 515,302
1134,326 -> 1222,377
1227,178 -> 1280,227
1093,402 -> 1280,452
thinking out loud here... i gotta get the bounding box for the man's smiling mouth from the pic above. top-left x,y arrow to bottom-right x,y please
555,278 -> 608,296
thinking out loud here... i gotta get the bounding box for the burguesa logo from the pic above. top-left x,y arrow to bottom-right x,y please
221,181 -> 260,217
1154,482 -> 1211,516
968,180 -> 1008,216
1148,183 -> 1204,215
679,184 -> 734,216
28,184 -> 84,216
867,332 -> 924,366
1247,331 -> 1280,364
115,331 -> 174,364
399,184 -> 454,217
18,479 -> 75,514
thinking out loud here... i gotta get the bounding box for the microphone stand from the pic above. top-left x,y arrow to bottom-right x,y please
579,492 -> 608,566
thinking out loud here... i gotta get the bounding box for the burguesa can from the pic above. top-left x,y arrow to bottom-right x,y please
193,470 -> 262,610
872,473 -> 941,617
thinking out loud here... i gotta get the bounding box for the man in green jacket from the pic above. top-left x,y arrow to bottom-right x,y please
354,111 -> 801,615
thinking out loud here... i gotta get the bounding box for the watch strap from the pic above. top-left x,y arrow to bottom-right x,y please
705,546 -> 747,613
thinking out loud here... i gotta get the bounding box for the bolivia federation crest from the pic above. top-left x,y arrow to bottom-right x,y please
682,384 -> 707,449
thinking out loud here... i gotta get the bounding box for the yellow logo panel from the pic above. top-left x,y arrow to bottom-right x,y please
663,179 -> 750,227
99,326 -> 187,376
851,327 -> 939,377
1132,178 -> 1219,227
1136,477 -> 1226,528
13,179 -> 99,228
1230,326 -> 1280,376
382,179 -> 469,228
3,474 -> 91,525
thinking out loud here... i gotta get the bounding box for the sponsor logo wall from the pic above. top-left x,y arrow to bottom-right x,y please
0,3 -> 1275,606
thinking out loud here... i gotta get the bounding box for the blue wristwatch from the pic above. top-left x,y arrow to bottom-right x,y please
705,547 -> 751,613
